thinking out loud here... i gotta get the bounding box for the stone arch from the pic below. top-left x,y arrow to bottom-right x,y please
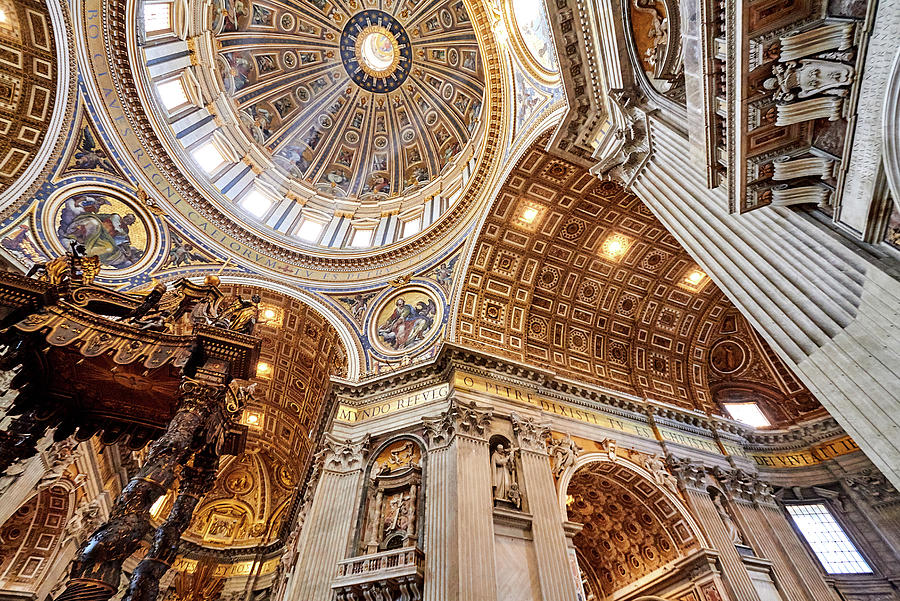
0,486 -> 71,593
216,274 -> 362,380
559,454 -> 705,599
0,0 -> 76,212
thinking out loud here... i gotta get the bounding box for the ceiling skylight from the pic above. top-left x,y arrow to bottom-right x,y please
156,79 -> 189,112
191,142 -> 226,174
240,190 -> 272,218
297,219 -> 325,243
724,402 -> 771,428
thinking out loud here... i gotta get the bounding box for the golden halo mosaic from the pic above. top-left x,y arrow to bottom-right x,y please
341,11 -> 411,92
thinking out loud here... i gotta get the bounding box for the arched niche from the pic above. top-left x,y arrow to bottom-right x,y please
353,435 -> 427,556
558,453 -> 706,600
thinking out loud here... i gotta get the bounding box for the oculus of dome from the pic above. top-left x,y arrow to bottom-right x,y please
341,11 -> 411,93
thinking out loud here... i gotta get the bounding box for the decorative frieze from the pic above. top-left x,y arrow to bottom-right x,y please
724,11 -> 860,213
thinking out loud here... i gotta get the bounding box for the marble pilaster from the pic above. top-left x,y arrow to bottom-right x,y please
510,413 -> 577,601
633,117 -> 900,489
715,469 -> 839,601
668,459 -> 762,601
284,433 -> 370,601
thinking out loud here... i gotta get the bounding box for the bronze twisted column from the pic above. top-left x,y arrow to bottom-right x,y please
56,378 -> 227,601
122,445 -> 219,601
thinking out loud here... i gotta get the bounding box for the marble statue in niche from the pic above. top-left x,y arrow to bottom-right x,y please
709,487 -> 744,545
360,439 -> 422,554
491,437 -> 522,510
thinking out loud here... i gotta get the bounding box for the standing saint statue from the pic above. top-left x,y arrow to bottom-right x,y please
491,443 -> 519,505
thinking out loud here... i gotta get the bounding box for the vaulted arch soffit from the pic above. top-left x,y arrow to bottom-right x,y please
453,140 -> 827,425
564,457 -> 702,599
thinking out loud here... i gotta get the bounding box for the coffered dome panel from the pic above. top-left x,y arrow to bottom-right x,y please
133,0 -> 491,258
214,0 -> 483,201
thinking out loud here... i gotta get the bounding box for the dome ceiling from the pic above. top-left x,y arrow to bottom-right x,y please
214,0 -> 485,202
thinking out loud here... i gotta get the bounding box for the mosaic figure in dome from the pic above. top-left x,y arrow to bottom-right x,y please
376,296 -> 437,351
55,194 -> 145,269
71,125 -> 117,174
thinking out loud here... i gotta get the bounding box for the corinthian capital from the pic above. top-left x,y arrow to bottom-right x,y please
510,412 -> 550,453
712,467 -> 775,505
422,398 -> 493,448
318,433 -> 370,472
666,456 -> 709,492
454,399 -> 493,437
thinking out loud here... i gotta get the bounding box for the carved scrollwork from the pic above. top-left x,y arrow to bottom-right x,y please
844,469 -> 900,506
318,433 -> 371,472
510,412 -> 550,453
453,399 -> 493,438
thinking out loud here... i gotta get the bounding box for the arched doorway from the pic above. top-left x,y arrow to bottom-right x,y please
560,456 -> 705,600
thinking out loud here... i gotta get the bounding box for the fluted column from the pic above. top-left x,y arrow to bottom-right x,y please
633,117 -> 900,489
422,406 -> 460,601
510,413 -> 577,601
286,433 -> 370,601
453,400 -> 497,601
421,398 -> 496,601
716,469 -> 838,601
668,459 -> 761,601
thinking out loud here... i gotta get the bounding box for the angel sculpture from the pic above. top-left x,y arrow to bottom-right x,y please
217,294 -> 261,334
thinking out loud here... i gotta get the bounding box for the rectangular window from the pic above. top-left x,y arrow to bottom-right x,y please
191,141 -> 226,174
296,219 -> 324,243
350,228 -> 374,248
156,79 -> 189,113
786,504 -> 872,574
144,2 -> 172,34
239,190 -> 272,218
401,218 -> 420,239
723,402 -> 770,428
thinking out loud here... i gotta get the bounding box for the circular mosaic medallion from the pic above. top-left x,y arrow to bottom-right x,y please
340,10 -> 411,93
40,185 -> 158,278
710,340 -> 747,374
369,286 -> 441,355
